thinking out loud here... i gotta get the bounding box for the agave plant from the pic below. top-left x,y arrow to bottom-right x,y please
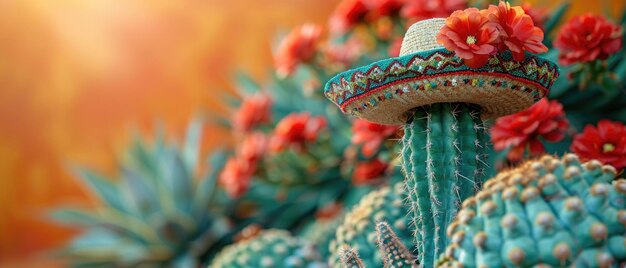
52,120 -> 233,267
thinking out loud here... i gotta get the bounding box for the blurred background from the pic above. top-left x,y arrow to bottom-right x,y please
0,0 -> 623,267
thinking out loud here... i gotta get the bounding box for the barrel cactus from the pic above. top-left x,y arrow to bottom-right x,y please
329,183 -> 413,267
324,16 -> 559,266
440,154 -> 625,267
209,229 -> 327,268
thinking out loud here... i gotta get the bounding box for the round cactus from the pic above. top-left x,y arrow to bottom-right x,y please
209,229 -> 327,268
440,154 -> 626,267
329,183 -> 414,267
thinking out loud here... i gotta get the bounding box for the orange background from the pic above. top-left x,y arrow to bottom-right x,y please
0,0 -> 623,266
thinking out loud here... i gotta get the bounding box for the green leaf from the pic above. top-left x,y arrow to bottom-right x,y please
52,208 -> 161,243
234,72 -> 260,95
193,150 -> 228,215
544,3 -> 570,38
165,151 -> 193,213
72,167 -> 127,212
182,118 -> 203,174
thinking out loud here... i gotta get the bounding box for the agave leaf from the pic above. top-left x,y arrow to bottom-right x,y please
71,167 -> 127,213
182,118 -> 203,173
121,166 -> 160,217
234,72 -> 260,95
193,150 -> 228,216
52,208 -> 161,244
544,3 -> 570,39
164,150 -> 193,213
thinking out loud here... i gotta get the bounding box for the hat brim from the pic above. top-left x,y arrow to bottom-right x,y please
324,48 -> 559,125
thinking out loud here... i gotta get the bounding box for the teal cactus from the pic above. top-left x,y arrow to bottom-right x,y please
402,103 -> 488,266
440,154 -> 625,267
324,17 -> 559,266
209,229 -> 327,268
330,183 -> 413,267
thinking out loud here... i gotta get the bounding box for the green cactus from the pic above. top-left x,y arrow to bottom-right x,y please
209,229 -> 327,268
330,183 -> 414,267
440,154 -> 626,267
402,103 -> 488,267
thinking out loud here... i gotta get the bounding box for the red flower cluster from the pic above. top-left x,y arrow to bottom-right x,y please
232,94 -> 272,133
571,120 -> 626,171
401,0 -> 467,23
554,14 -> 623,66
219,133 -> 268,198
274,24 -> 323,77
353,158 -> 389,185
436,2 -> 547,68
491,98 -> 569,162
351,119 -> 399,157
329,0 -> 404,34
270,113 -> 327,152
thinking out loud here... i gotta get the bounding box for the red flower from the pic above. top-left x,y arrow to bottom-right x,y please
490,98 -> 569,162
352,119 -> 399,157
486,1 -> 547,61
554,14 -> 623,66
521,3 -> 547,30
233,94 -> 272,133
321,37 -> 364,71
369,0 -> 404,20
436,8 -> 500,68
238,132 -> 268,164
353,158 -> 389,185
219,157 -> 254,198
401,0 -> 467,22
571,120 -> 626,170
270,113 -> 327,152
329,0 -> 370,34
275,24 -> 323,77
388,37 -> 403,57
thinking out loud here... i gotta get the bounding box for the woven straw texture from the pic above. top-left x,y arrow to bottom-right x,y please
399,18 -> 445,56
323,18 -> 560,126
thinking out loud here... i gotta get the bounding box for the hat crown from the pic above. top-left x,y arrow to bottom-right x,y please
399,18 -> 446,56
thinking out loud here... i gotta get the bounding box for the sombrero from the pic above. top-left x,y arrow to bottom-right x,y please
324,18 -> 559,125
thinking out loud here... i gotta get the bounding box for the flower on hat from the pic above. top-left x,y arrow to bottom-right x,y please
233,94 -> 272,133
521,3 -> 547,30
401,0 -> 467,23
554,14 -> 623,66
351,119 -> 399,157
436,8 -> 500,68
486,1 -> 547,61
270,113 -> 327,152
329,0 -> 370,34
571,120 -> 626,171
353,158 -> 389,185
274,24 -> 323,77
490,98 -> 569,162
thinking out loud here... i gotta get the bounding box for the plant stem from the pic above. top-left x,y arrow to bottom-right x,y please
401,103 -> 488,267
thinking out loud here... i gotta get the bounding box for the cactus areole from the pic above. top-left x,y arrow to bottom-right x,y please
324,18 -> 559,267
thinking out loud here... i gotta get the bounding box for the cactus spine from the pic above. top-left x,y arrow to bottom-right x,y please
401,103 -> 488,267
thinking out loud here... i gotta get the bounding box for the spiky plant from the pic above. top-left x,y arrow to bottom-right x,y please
52,120 -> 233,267
329,183 -> 413,267
209,229 -> 327,268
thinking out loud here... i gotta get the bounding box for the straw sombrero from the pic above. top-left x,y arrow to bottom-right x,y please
324,18 -> 559,125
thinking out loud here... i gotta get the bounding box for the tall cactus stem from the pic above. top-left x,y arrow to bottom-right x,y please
401,103 -> 488,267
